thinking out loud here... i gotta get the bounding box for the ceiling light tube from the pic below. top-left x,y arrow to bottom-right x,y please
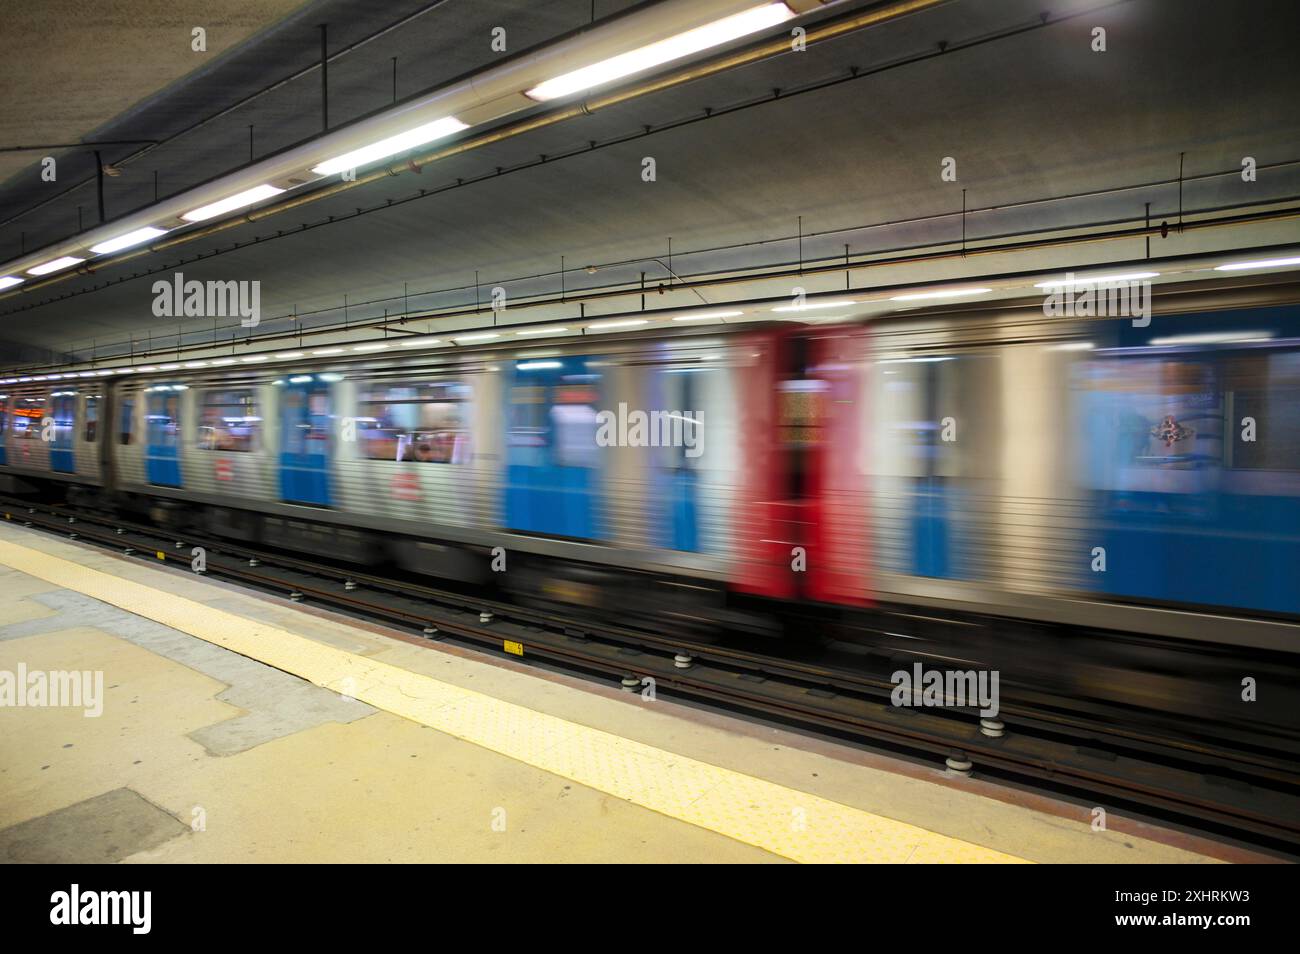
454,332 -> 501,343
771,300 -> 855,312
90,226 -> 169,255
0,276 -> 23,290
182,184 -> 285,222
890,287 -> 993,301
586,319 -> 648,331
27,256 -> 85,276
311,117 -> 469,176
1213,256 -> 1300,271
673,310 -> 743,321
1034,272 -> 1159,289
526,3 -> 796,101
514,326 -> 569,336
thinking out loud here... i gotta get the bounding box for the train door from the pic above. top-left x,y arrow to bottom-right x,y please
733,327 -> 870,605
50,392 -> 76,473
0,393 -> 8,466
910,358 -> 950,577
279,379 -> 332,506
145,386 -> 183,486
646,361 -> 702,552
504,356 -> 602,539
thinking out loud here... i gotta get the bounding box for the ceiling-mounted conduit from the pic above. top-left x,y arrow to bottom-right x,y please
6,199 -> 1298,376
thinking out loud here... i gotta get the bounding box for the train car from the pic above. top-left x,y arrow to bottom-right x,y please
0,378 -> 105,493
93,326 -> 786,628
1,285 -> 1296,650
863,289 -> 1300,648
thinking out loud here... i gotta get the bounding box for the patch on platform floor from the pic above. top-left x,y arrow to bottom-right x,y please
0,788 -> 187,863
0,588 -> 375,756
0,537 -> 1029,864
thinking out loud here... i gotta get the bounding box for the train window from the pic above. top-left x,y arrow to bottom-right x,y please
51,393 -> 75,445
84,396 -> 99,442
0,394 -> 7,435
199,389 -> 260,452
1225,352 -> 1300,471
11,396 -> 44,439
358,381 -> 471,463
146,389 -> 182,447
777,379 -> 828,448
119,398 -> 134,445
550,381 -> 599,468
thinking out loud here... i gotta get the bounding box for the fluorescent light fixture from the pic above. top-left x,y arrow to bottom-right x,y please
89,226 -> 168,255
311,117 -> 469,176
159,364 -> 180,370
352,343 -> 389,352
274,351 -> 305,359
1214,256 -> 1300,271
1149,332 -> 1272,346
182,184 -> 285,222
586,319 -> 647,330
240,355 -> 269,363
399,337 -> 444,348
514,326 -> 569,336
673,310 -> 743,321
136,366 -> 158,372
183,362 -> 208,368
290,375 -> 313,384
312,348 -> 345,356
516,360 -> 563,371
0,276 -> 23,290
772,300 -> 855,312
1049,342 -> 1095,352
890,287 -> 993,301
525,3 -> 795,101
454,332 -> 501,343
27,256 -> 85,276
878,356 -> 955,365
210,358 -> 237,366
1034,272 -> 1158,289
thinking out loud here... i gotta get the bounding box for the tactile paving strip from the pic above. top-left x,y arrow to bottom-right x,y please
0,537 -> 1029,864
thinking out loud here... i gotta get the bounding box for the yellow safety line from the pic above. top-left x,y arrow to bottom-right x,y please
0,537 -> 1029,864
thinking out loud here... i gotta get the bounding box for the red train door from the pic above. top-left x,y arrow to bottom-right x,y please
732,325 -> 871,605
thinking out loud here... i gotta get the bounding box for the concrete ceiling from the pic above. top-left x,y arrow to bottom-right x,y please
2,0 -> 1299,367
0,0 -> 311,186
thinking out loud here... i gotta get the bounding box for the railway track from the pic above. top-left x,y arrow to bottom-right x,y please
4,493 -> 1299,857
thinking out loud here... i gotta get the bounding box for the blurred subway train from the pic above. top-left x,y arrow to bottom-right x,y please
0,280 -> 1297,653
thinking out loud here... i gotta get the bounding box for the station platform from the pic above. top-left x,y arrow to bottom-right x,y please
0,521 -> 1258,864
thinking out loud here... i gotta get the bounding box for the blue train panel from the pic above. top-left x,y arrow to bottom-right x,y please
504,357 -> 603,540
647,361 -> 701,553
279,379 -> 332,506
145,388 -> 182,486
911,476 -> 952,578
50,393 -> 75,473
1082,304 -> 1300,617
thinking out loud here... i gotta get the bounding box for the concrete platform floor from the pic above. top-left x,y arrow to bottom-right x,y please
0,521 -> 1261,863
